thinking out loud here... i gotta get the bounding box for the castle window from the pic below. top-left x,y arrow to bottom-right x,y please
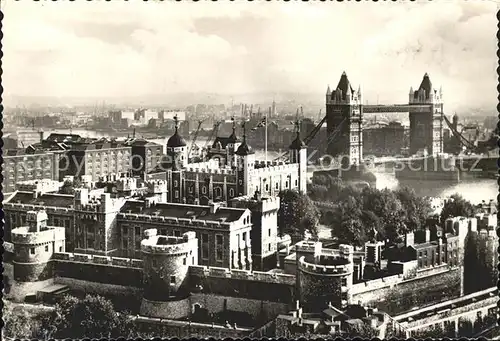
174,230 -> 181,237
175,190 -> 179,198
123,239 -> 128,250
295,179 -> 298,186
229,188 -> 234,197
268,229 -> 271,237
59,246 -> 63,252
30,247 -> 35,255
202,186 -> 207,194
239,180 -> 243,185
275,182 -> 279,190
170,276 -> 176,284
45,245 -> 49,252
215,187 -> 222,197
215,234 -> 223,261
201,233 -> 209,260
265,184 -> 269,191
268,243 -> 271,252
135,226 -> 141,235
174,180 -> 178,187
285,181 -> 289,188
189,187 -> 193,194
183,258 -> 187,265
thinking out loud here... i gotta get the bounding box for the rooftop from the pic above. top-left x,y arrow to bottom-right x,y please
120,200 -> 247,222
6,191 -> 74,208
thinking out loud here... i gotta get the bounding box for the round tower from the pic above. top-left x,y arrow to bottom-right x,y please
9,210 -> 66,301
140,229 -> 198,319
297,244 -> 354,310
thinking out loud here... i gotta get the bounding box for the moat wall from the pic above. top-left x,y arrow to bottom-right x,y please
352,266 -> 462,315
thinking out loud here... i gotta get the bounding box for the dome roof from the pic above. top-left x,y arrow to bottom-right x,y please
167,116 -> 186,148
227,130 -> 238,143
289,134 -> 306,150
236,141 -> 254,156
167,130 -> 186,148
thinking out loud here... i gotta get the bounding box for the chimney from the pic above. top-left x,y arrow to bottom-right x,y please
209,202 -> 220,214
404,232 -> 414,248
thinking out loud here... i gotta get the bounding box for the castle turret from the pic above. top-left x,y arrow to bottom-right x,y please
166,115 -> 186,203
296,241 -> 354,310
326,71 -> 363,166
289,120 -> 307,194
236,122 -> 255,196
409,73 -> 444,156
9,210 -> 65,301
140,230 -> 198,319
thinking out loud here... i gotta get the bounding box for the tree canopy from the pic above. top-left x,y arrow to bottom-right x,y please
60,178 -> 82,195
440,193 -> 477,223
48,294 -> 135,339
329,186 -> 433,246
278,189 -> 320,239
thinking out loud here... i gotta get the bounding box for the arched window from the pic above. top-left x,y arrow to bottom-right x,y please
229,188 -> 234,197
215,187 -> 222,198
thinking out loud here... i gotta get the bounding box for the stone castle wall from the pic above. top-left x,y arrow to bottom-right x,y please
52,252 -> 143,288
352,267 -> 462,315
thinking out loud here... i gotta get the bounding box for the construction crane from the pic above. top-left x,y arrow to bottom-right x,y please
273,116 -> 346,162
203,120 -> 222,150
188,120 -> 204,158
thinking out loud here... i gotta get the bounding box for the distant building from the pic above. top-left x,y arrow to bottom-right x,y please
3,150 -> 64,193
61,142 -> 132,181
363,121 -> 407,156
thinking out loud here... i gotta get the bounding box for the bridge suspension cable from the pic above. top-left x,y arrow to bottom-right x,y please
443,115 -> 477,150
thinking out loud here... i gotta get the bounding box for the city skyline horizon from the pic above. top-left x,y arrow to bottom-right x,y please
3,1 -> 497,112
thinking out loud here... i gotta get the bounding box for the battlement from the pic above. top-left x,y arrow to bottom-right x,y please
141,231 -> 197,255
188,265 -> 296,285
229,195 -> 280,212
118,213 -> 233,229
185,167 -> 236,176
5,202 -> 74,213
11,226 -> 65,245
145,179 -> 168,193
51,252 -> 144,268
295,240 -> 323,255
298,256 -> 352,276
250,163 -> 299,175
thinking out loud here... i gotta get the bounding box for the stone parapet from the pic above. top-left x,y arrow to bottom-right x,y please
52,252 -> 144,268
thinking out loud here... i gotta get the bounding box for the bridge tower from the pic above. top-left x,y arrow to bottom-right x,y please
325,72 -> 363,166
409,73 -> 444,156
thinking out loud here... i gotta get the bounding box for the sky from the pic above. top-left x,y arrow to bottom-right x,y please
3,0 -> 498,111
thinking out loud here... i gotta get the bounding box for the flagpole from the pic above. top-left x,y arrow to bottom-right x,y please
265,107 -> 268,167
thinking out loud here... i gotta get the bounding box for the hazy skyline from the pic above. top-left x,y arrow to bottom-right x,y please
3,1 -> 497,111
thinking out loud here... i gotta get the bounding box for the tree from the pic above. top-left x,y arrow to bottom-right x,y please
395,187 -> 433,231
48,294 -> 135,339
60,178 -> 82,195
330,196 -> 367,246
440,193 -> 477,223
278,189 -> 320,239
343,320 -> 379,338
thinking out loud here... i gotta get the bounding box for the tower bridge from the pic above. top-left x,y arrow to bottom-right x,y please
298,72 -> 492,179
322,72 -> 445,166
